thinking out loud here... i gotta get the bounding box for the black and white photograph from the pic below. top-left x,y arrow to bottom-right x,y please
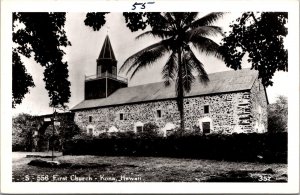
1,0 -> 299,194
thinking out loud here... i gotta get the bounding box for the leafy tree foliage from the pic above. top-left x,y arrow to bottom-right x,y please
12,12 -> 71,108
219,12 -> 288,87
84,12 -> 109,31
268,95 -> 288,133
12,51 -> 35,107
123,12 -> 166,32
58,116 -> 81,141
12,113 -> 38,151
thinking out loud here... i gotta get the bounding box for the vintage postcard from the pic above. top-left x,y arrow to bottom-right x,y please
1,0 -> 299,194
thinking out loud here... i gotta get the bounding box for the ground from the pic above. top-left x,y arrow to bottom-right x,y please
12,152 -> 287,182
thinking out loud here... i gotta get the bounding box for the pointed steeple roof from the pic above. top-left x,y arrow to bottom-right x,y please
98,35 -> 116,60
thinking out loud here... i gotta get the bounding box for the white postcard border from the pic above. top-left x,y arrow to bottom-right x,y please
1,0 -> 299,193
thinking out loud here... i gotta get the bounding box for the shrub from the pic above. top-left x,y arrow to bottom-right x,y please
72,134 -> 93,142
138,122 -> 162,138
109,131 -> 136,139
167,127 -> 202,138
63,132 -> 287,163
12,113 -> 38,151
98,132 -> 110,139
59,120 -> 80,141
268,95 -> 288,133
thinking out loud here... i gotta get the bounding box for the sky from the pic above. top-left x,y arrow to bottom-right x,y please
12,12 -> 289,116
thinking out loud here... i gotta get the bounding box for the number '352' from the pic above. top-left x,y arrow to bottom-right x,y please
258,175 -> 271,182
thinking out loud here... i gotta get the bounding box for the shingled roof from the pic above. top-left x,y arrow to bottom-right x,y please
71,69 -> 261,111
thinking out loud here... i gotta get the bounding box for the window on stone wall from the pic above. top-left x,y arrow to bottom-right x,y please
156,110 -> 162,118
120,113 -> 124,120
89,116 -> 92,122
204,105 -> 209,114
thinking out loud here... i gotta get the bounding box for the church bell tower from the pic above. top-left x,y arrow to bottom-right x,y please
96,35 -> 117,77
84,35 -> 128,100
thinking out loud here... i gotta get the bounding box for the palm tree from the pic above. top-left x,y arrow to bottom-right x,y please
119,12 -> 224,131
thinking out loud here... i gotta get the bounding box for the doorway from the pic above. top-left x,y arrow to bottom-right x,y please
202,122 -> 211,134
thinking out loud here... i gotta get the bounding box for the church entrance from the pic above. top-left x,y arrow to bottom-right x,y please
198,117 -> 213,134
202,122 -> 211,134
136,126 -> 143,133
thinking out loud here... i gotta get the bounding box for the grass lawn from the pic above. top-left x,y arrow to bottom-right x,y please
12,152 -> 287,182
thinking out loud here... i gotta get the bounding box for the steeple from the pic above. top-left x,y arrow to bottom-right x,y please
98,35 -> 116,60
96,35 -> 117,77
84,35 -> 128,100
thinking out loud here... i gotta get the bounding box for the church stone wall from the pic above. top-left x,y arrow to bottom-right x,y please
250,78 -> 268,133
74,89 -> 267,136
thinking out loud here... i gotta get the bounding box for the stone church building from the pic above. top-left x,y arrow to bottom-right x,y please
71,36 -> 268,136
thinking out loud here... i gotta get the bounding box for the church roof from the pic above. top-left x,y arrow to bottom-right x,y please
98,35 -> 116,60
71,69 -> 260,111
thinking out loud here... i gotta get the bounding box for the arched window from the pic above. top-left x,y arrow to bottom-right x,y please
162,122 -> 176,137
134,122 -> 144,133
86,125 -> 95,136
198,117 -> 213,134
108,126 -> 119,133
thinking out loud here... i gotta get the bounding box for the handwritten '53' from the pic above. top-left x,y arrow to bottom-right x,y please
132,2 -> 155,10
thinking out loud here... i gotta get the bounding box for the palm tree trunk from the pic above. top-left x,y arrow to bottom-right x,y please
177,48 -> 185,131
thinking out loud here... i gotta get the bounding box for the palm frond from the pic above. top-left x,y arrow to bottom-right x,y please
183,12 -> 198,26
162,13 -> 177,30
190,35 -> 223,60
119,41 -> 167,74
135,30 -> 173,40
164,12 -> 176,23
185,46 -> 209,84
128,45 -> 170,80
190,12 -> 225,28
162,52 -> 177,87
186,26 -> 224,40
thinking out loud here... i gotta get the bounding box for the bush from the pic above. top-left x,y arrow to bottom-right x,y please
72,134 -> 93,142
167,127 -> 202,138
97,132 -> 110,139
63,132 -> 287,163
109,131 -> 136,139
60,120 -> 80,141
138,122 -> 162,138
268,96 -> 288,133
12,113 -> 38,151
